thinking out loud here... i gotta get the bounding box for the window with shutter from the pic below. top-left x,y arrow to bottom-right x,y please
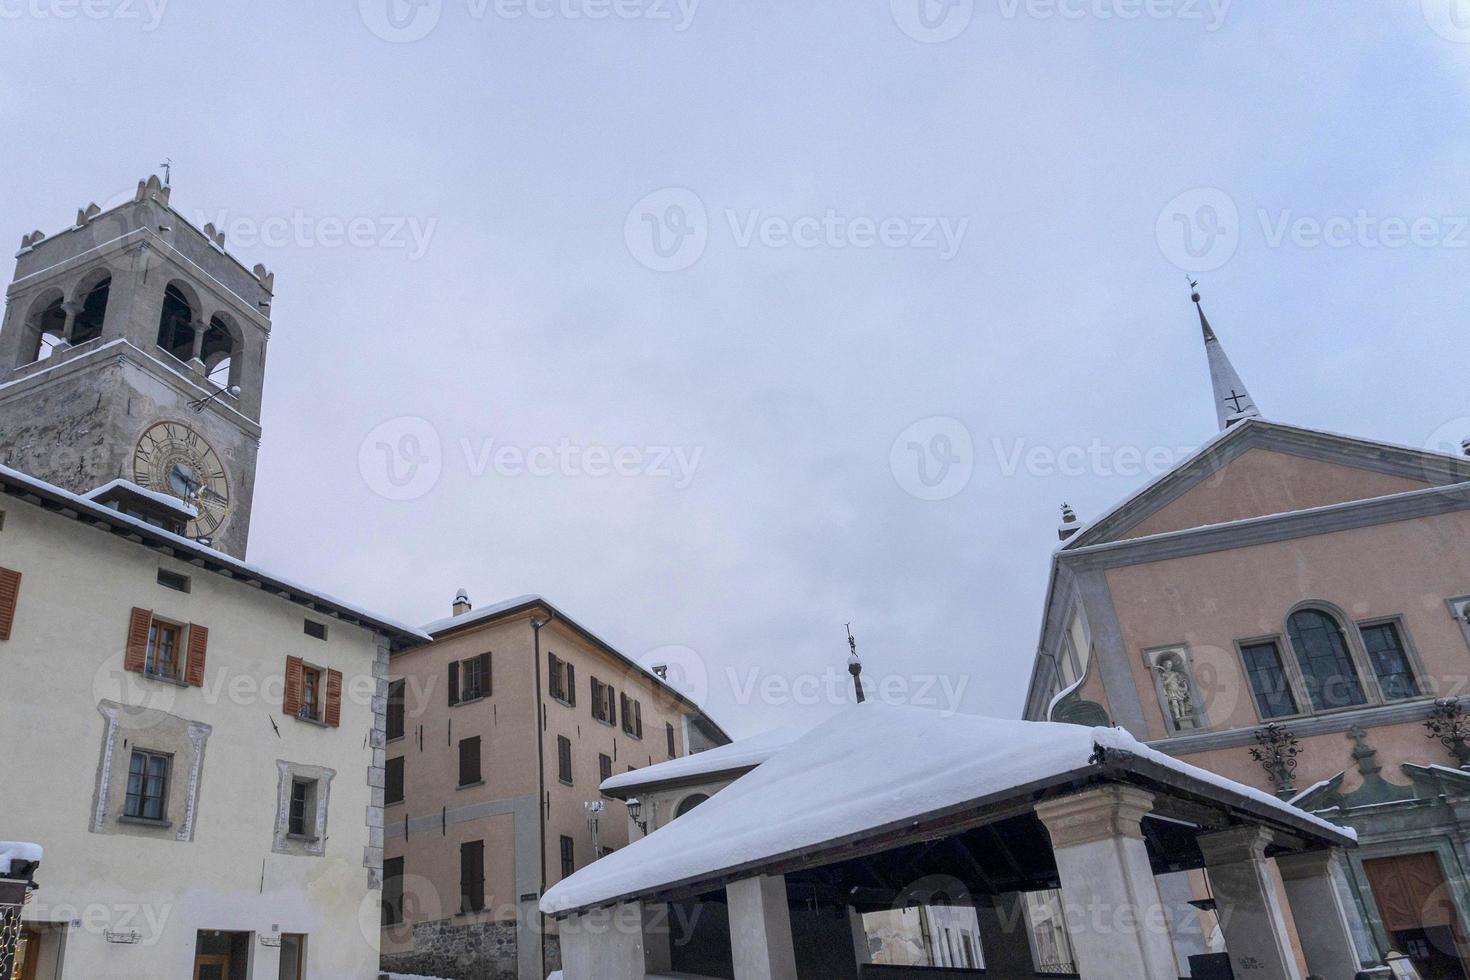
387,679 -> 406,741
460,840 -> 486,913
557,735 -> 573,785
448,659 -> 460,706
184,624 -> 208,687
560,835 -> 575,879
284,656 -> 305,716
599,753 -> 612,793
459,735 -> 482,786
325,669 -> 343,727
382,857 -> 405,926
384,756 -> 405,805
0,567 -> 21,641
666,722 -> 677,759
565,662 -> 576,706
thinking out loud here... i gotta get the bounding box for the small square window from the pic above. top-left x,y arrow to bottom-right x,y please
304,619 -> 327,641
157,568 -> 191,593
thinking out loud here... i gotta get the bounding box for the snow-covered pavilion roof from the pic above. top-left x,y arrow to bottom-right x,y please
601,725 -> 803,797
543,703 -> 1354,916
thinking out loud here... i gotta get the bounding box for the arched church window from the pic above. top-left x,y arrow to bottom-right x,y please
674,794 -> 708,819
201,315 -> 238,387
71,275 -> 110,346
157,284 -> 196,362
1286,609 -> 1365,711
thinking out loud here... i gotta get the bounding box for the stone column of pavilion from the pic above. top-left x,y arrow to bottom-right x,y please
728,874 -> 800,980
1033,785 -> 1183,980
1275,850 -> 1365,980
1196,826 -> 1304,980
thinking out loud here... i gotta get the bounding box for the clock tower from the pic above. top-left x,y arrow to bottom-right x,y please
0,175 -> 273,558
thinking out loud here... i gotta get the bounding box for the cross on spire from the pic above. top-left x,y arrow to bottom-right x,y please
1190,282 -> 1261,430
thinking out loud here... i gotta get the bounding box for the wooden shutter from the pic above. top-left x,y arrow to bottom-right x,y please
548,653 -> 561,700
184,624 -> 208,687
634,700 -> 643,738
283,656 -> 305,716
325,669 -> 343,727
459,736 -> 481,786
478,652 -> 492,698
565,662 -> 576,706
448,660 -> 460,706
460,840 -> 485,913
609,686 -> 617,727
387,679 -> 406,741
125,607 -> 152,673
0,568 -> 20,641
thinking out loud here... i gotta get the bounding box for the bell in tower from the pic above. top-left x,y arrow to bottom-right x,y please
0,175 -> 274,558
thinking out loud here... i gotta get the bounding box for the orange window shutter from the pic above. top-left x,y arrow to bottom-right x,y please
125,607 -> 153,673
325,669 -> 343,728
0,567 -> 20,641
284,656 -> 305,716
185,624 -> 209,687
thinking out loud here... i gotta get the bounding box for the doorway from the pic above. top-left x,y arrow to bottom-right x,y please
1363,852 -> 1469,980
193,930 -> 251,980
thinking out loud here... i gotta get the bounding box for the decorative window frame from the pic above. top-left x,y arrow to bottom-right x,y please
1282,600 -> 1386,708
92,700 -> 210,842
273,760 -> 335,857
1141,643 -> 1209,734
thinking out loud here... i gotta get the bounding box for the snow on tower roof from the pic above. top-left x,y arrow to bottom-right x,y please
601,725 -> 803,796
542,703 -> 1354,916
0,841 -> 43,875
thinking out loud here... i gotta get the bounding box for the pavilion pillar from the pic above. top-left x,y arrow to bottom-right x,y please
1276,850 -> 1362,980
727,874 -> 798,980
847,908 -> 871,965
1197,827 -> 1303,980
1035,786 -> 1178,980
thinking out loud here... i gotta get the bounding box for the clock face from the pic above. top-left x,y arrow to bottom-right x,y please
133,421 -> 230,540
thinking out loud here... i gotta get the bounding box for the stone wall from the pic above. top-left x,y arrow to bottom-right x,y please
379,919 -> 521,980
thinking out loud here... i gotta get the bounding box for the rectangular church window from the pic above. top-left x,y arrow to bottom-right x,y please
1241,641 -> 1298,719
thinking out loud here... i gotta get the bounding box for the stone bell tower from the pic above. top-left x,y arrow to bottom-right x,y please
0,175 -> 274,558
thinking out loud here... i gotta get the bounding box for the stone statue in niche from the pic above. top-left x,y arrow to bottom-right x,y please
1147,648 -> 1201,731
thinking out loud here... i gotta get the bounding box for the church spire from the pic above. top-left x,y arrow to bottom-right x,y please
1191,282 -> 1260,430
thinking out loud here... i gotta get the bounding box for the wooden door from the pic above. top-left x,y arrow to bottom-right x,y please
11,929 -> 40,980
192,953 -> 230,980
1364,853 -> 1469,980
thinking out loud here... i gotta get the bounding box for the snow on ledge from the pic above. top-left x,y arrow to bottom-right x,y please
0,842 -> 43,875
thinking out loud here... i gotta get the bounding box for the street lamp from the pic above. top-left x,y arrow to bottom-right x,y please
626,797 -> 648,835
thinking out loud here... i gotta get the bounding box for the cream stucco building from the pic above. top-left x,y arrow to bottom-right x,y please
0,178 -> 426,980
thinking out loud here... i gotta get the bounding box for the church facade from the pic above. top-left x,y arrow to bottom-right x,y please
1025,293 -> 1470,978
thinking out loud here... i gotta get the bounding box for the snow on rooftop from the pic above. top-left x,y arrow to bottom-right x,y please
0,842 -> 42,875
542,703 -> 1353,916
421,593 -> 545,634
602,725 -> 803,795
0,464 -> 428,642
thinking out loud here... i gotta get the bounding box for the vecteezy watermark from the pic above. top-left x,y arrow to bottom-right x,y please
1423,0 -> 1470,43
24,899 -> 173,946
1158,188 -> 1470,272
189,209 -> 438,260
726,664 -> 970,714
993,0 -> 1230,30
460,437 -> 703,489
623,188 -> 969,271
358,0 -> 698,42
0,0 -> 168,29
890,0 -> 974,43
991,436 -> 1195,479
1156,187 -> 1240,273
624,188 -> 708,272
357,418 -> 704,499
891,416 -> 975,501
359,417 -> 444,502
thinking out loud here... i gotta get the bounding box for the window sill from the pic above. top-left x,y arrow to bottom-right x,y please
453,695 -> 487,709
385,799 -> 405,808
142,671 -> 188,688
592,717 -> 615,729
285,833 -> 321,843
457,780 -> 485,790
558,778 -> 574,787
117,815 -> 173,829
386,734 -> 406,744
293,714 -> 329,728
550,695 -> 574,708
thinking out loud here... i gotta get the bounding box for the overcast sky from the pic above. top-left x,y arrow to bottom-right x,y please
4,2 -> 1469,739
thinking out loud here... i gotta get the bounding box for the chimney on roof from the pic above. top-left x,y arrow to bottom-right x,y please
652,665 -> 669,680
453,589 -> 472,617
1058,503 -> 1080,542
1461,437 -> 1470,458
